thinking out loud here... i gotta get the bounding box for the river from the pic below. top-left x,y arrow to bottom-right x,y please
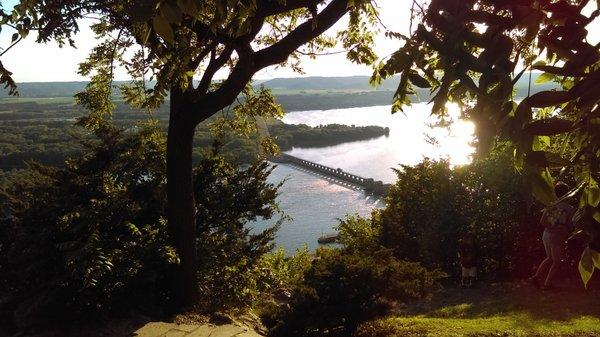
251,103 -> 475,252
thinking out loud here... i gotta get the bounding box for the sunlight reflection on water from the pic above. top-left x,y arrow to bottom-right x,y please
250,103 -> 475,252
282,103 -> 475,183
249,164 -> 384,252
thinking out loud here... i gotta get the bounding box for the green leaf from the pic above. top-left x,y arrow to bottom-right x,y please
593,211 -> 600,224
529,169 -> 555,205
527,90 -> 573,108
408,72 -> 431,88
533,65 -> 584,77
541,168 -> 554,188
525,151 -> 548,168
535,72 -> 554,84
141,23 -> 152,44
514,101 -> 532,127
153,16 -> 174,45
11,32 -> 18,42
523,117 -> 573,136
531,136 -> 550,151
177,0 -> 199,16
579,247 -> 595,288
587,178 -> 600,207
160,3 -> 182,24
545,152 -> 569,168
592,249 -> 600,269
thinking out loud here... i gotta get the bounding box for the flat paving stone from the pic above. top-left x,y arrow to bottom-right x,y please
173,325 -> 201,333
236,331 -> 264,337
185,325 -> 214,337
163,329 -> 188,337
207,324 -> 247,337
132,321 -> 262,337
134,322 -> 175,337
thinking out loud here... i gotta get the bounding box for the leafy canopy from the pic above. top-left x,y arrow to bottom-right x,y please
0,0 -> 379,118
380,0 -> 600,286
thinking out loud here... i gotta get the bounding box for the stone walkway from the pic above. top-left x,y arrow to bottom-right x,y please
133,322 -> 263,337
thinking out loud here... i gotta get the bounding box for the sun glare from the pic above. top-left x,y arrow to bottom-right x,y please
432,103 -> 476,167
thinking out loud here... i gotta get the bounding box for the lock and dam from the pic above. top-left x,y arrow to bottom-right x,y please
271,153 -> 391,198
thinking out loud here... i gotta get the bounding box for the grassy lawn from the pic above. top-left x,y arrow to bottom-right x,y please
358,283 -> 600,337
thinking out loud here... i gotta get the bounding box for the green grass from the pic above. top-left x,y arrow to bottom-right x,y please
357,283 -> 600,337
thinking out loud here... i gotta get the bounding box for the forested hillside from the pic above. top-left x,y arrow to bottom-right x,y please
0,74 -> 555,99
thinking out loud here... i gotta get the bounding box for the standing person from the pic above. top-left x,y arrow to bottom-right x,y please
458,231 -> 478,287
529,182 -> 575,290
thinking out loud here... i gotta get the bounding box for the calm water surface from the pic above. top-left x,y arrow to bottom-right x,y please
250,103 -> 475,252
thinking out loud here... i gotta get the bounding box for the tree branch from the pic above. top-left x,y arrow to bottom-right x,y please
195,45 -> 234,95
253,0 -> 349,69
256,0 -> 324,17
190,0 -> 351,123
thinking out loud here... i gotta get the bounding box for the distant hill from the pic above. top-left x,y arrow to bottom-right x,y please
0,81 -> 89,98
0,76 -> 395,98
260,76 -> 400,91
0,73 -> 556,99
260,73 -> 556,95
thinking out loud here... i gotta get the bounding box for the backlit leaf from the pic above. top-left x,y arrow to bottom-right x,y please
160,3 -> 182,24
153,16 -> 174,45
533,65 -> 585,77
527,90 -> 572,108
592,249 -> 600,269
177,0 -> 198,16
535,72 -> 554,84
523,117 -> 573,135
529,169 -> 555,205
587,178 -> 600,207
525,151 -> 548,168
579,247 -> 594,288
593,211 -> 600,224
408,72 -> 431,88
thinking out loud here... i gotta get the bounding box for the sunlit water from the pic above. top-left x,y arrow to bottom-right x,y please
250,103 -> 475,252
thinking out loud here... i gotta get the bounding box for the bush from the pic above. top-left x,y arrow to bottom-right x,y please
0,123 -> 175,324
379,151 -> 543,280
194,154 -> 283,310
265,216 -> 443,337
0,121 -> 284,325
255,246 -> 312,293
266,248 -> 442,336
380,159 -> 464,270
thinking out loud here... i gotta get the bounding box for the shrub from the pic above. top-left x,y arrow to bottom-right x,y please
336,213 -> 383,253
0,121 -> 284,325
255,246 -> 312,292
0,123 -> 175,324
194,153 -> 283,310
265,216 -> 443,337
380,159 -> 464,270
267,248 -> 442,336
379,151 -> 543,280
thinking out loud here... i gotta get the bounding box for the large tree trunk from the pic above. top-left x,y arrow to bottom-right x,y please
167,88 -> 198,307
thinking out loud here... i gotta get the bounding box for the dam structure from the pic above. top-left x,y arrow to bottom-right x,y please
272,153 -> 391,198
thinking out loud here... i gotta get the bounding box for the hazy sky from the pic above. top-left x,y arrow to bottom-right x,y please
0,1 -> 413,82
1,1 -> 598,83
